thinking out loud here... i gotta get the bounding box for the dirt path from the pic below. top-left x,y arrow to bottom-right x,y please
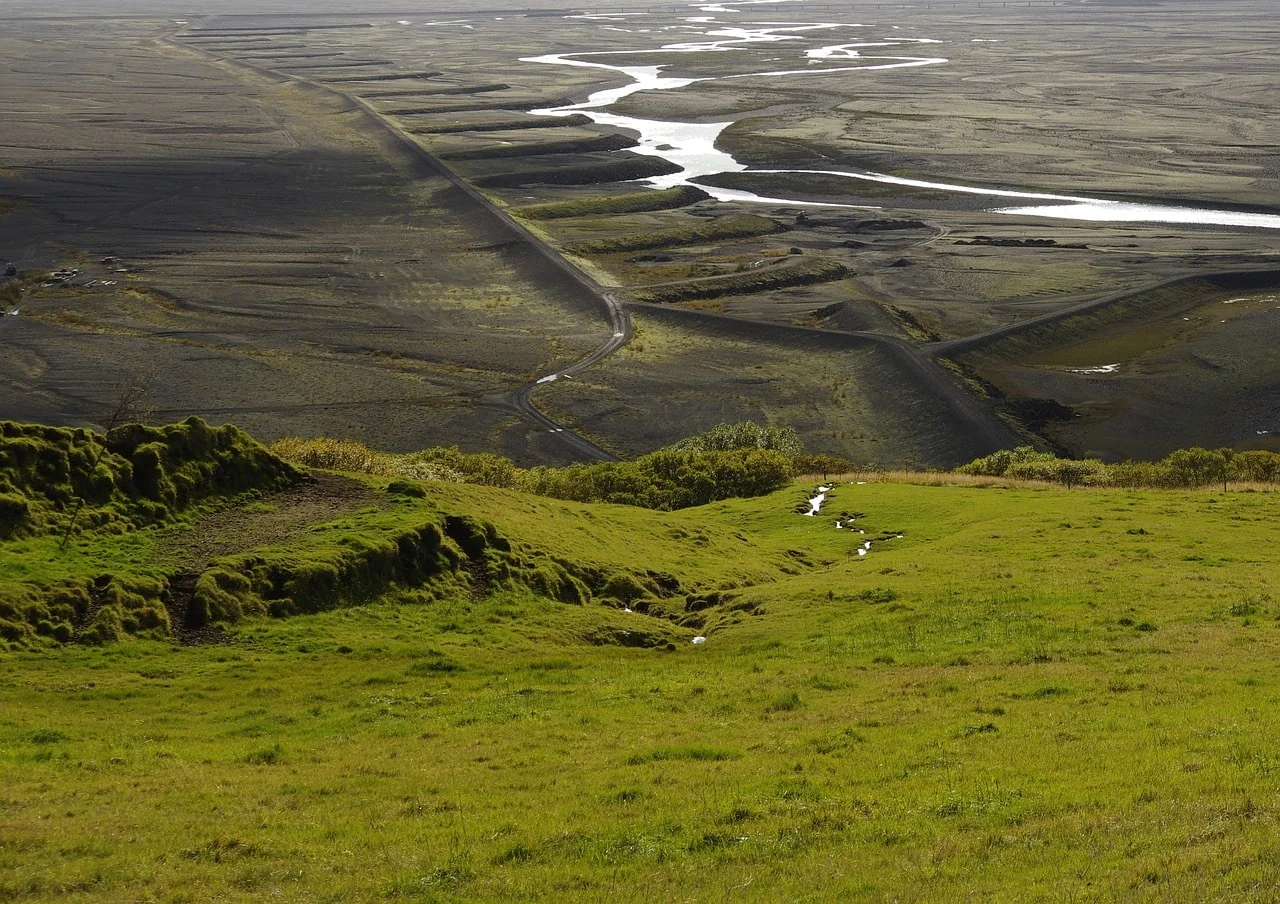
157,472 -> 386,574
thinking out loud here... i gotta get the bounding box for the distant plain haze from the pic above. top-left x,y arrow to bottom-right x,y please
0,0 -> 1070,16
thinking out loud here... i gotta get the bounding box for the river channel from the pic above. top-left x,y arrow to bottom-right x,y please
523,12 -> 1280,230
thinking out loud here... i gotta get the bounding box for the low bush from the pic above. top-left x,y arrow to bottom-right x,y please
272,427 -> 795,511
956,445 -> 1280,489
519,447 -> 792,511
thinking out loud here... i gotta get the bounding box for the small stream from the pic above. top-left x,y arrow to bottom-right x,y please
804,482 -> 905,558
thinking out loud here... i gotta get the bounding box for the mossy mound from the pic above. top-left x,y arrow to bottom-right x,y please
0,416 -> 302,539
0,417 -> 304,646
182,512 -> 649,633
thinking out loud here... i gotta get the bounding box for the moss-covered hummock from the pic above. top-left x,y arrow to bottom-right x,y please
0,417 -> 302,645
0,416 -> 300,539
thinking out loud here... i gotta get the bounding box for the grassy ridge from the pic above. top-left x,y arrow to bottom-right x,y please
513,185 -> 711,220
473,155 -> 681,188
0,417 -> 298,540
4,481 -> 1280,900
437,133 -> 637,160
409,113 -> 594,134
0,426 -> 796,648
563,214 -> 785,255
0,418 -> 300,644
629,258 -> 849,304
964,271 -> 1280,360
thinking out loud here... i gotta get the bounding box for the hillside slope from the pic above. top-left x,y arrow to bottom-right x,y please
3,427 -> 1280,900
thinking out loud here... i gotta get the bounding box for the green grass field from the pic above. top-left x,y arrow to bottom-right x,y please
4,474 -> 1280,901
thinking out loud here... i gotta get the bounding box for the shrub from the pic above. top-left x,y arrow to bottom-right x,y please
1231,450 -> 1280,483
954,444 -> 1275,490
671,421 -> 803,458
957,446 -> 1059,478
269,438 -> 519,487
792,453 -> 858,478
267,436 -> 388,474
517,447 -> 791,511
1162,447 -> 1228,487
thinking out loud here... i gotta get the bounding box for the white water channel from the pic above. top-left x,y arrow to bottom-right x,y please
522,12 -> 1280,230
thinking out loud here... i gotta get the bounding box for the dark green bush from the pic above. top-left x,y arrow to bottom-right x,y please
956,444 -> 1280,489
519,447 -> 791,511
0,416 -> 302,540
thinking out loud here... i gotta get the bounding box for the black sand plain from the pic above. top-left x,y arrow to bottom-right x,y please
2,0 -> 1277,462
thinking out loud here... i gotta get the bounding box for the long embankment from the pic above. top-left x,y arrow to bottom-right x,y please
931,269 -> 1280,359
626,301 -> 1023,455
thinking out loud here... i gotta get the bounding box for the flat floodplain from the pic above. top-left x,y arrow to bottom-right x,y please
150,0 -> 1279,461
2,0 -> 1278,463
0,19 -> 608,461
4,477 -> 1280,900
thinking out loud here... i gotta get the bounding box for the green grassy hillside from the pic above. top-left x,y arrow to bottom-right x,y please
3,424 -> 1280,900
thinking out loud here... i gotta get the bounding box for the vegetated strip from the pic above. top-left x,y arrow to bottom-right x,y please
181,36 -> 275,43
277,61 -> 396,71
387,100 -> 573,116
438,133 -> 638,161
362,83 -> 511,99
323,71 -> 443,83
474,156 -> 681,189
236,52 -> 348,61
936,269 -> 1280,359
207,43 -> 311,51
185,24 -> 375,35
514,185 -> 710,220
564,214 -> 785,255
411,114 -> 594,135
629,259 -> 850,304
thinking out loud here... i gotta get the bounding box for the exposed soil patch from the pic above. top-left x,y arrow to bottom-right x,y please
158,472 -> 386,574
162,573 -> 233,646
